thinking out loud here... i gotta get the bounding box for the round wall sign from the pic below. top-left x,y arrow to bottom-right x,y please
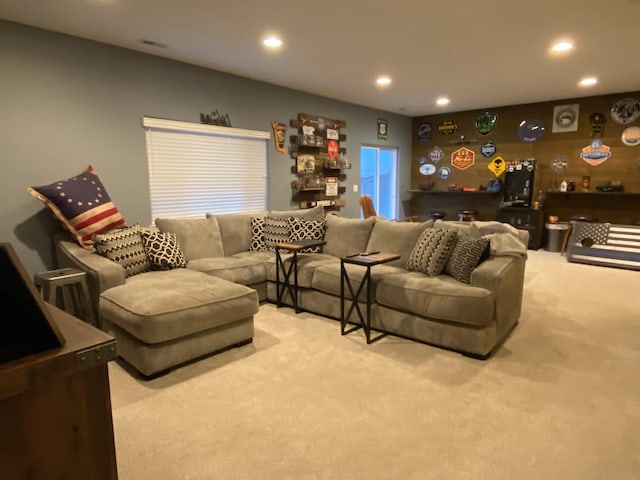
518,119 -> 545,143
621,126 -> 640,146
611,97 -> 640,125
419,164 -> 436,176
438,166 -> 451,179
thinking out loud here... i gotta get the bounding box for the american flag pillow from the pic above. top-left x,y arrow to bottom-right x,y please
28,165 -> 125,249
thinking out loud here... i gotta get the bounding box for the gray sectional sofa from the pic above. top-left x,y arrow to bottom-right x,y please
56,204 -> 529,377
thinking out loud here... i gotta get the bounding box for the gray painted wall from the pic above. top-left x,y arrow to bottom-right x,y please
1,21 -> 412,276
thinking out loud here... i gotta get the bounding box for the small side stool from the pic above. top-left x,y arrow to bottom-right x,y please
34,268 -> 97,327
457,209 -> 478,222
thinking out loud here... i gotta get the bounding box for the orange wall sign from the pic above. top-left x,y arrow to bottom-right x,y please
451,147 -> 475,170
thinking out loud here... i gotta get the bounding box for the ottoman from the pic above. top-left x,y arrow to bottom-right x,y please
99,268 -> 258,377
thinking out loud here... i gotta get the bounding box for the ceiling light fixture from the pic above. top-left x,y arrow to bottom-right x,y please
436,97 -> 450,107
376,76 -> 392,87
550,40 -> 574,54
263,36 -> 282,48
579,76 -> 598,87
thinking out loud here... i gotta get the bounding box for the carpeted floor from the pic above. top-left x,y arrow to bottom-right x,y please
108,250 -> 640,479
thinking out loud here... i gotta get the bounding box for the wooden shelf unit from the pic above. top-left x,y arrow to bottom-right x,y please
289,113 -> 348,213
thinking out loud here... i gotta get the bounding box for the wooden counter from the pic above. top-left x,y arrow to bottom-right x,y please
543,192 -> 640,225
0,306 -> 118,480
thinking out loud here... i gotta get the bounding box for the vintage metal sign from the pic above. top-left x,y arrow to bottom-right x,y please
590,112 -> 606,138
580,139 -> 612,166
327,139 -> 339,158
438,120 -> 458,135
551,155 -> 569,173
418,122 -> 432,142
474,112 -> 497,136
610,97 -> 640,124
419,164 -> 436,176
480,141 -> 497,158
518,119 -> 545,142
487,155 -> 506,177
428,146 -> 445,164
451,147 -> 475,170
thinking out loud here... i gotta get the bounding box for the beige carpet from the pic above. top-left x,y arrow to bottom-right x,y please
108,250 -> 640,480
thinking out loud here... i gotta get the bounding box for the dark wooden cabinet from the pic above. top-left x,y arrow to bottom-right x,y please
0,306 -> 118,480
496,207 -> 544,249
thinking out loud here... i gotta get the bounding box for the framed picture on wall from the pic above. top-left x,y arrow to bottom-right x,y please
377,118 -> 388,140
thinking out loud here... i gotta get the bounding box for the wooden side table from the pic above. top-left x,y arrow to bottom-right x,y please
275,239 -> 326,313
340,252 -> 400,344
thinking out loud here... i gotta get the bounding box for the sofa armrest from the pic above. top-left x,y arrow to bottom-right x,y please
55,234 -> 126,313
470,255 -> 526,338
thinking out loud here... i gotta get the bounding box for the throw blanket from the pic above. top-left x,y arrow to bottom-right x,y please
484,232 -> 528,259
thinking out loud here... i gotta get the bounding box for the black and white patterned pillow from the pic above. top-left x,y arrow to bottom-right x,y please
288,217 -> 327,253
406,228 -> 456,276
141,231 -> 187,270
445,233 -> 489,284
93,224 -> 151,278
249,217 -> 266,252
263,216 -> 292,252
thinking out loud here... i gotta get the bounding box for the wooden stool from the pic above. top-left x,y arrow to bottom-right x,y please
427,211 -> 446,221
457,209 -> 478,222
34,268 -> 97,327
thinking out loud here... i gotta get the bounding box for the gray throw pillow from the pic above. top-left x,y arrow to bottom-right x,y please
406,228 -> 457,276
445,233 -> 490,283
93,224 -> 151,278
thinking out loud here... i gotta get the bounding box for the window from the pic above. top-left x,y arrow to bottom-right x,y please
143,117 -> 270,219
360,146 -> 397,219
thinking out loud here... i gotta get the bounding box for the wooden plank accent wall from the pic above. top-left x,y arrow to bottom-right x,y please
410,91 -> 640,223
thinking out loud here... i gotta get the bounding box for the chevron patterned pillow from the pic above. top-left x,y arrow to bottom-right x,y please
445,233 -> 490,283
263,216 -> 292,252
406,228 -> 456,276
93,224 -> 150,278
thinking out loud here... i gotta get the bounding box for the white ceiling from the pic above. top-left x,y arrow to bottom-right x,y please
3,0 -> 640,117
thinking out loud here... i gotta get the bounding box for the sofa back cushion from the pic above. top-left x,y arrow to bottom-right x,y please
366,218 -> 433,267
208,210 -> 268,256
155,216 -> 224,261
323,214 -> 375,258
269,204 -> 324,221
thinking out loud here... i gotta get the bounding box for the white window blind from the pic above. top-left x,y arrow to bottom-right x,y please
143,116 -> 270,219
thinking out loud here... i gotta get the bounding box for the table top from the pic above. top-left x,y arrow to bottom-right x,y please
276,239 -> 327,251
342,252 -> 401,266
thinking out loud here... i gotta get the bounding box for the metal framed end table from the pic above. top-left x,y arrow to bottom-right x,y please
275,239 -> 326,313
340,251 -> 400,344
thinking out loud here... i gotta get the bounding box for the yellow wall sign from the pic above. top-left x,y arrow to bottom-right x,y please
487,155 -> 506,177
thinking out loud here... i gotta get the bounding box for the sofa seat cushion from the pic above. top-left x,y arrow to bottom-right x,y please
311,262 -> 407,299
100,268 -> 258,344
375,272 -> 494,327
187,251 -> 271,286
265,253 -> 337,288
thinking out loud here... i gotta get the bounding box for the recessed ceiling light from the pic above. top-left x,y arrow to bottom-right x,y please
436,97 -> 450,107
263,36 -> 282,48
579,76 -> 598,87
376,76 -> 392,87
550,40 -> 574,54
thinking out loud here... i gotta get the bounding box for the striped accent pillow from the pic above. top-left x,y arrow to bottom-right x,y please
406,228 -> 457,276
28,166 -> 125,249
93,225 -> 151,278
445,233 -> 490,283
